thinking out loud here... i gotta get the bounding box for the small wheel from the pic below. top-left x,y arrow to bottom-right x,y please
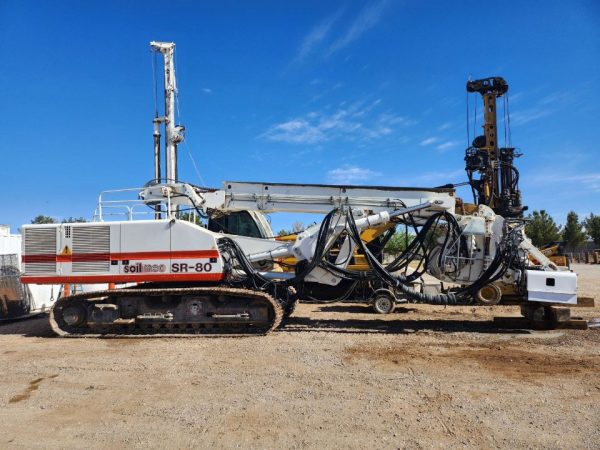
476,283 -> 502,305
61,304 -> 87,327
372,294 -> 395,314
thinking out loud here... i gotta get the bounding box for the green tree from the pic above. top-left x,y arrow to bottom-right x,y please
384,231 -> 415,256
562,211 -> 587,251
61,217 -> 87,223
277,221 -> 305,236
31,215 -> 56,224
525,210 -> 561,248
583,213 -> 600,246
179,212 -> 202,225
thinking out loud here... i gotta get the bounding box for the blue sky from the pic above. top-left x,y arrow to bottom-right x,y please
1,0 -> 599,233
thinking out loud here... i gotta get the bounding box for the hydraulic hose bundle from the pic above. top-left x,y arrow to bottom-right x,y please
315,209 -> 518,305
218,207 -> 524,307
218,236 -> 297,310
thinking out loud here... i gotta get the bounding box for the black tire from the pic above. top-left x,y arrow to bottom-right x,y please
372,294 -> 395,314
476,283 -> 502,305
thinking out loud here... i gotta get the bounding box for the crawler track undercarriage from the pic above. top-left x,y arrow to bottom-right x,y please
50,286 -> 283,337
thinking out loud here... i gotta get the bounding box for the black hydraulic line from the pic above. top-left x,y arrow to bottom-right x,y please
344,211 -> 458,304
217,204 -> 521,307
344,210 -> 516,305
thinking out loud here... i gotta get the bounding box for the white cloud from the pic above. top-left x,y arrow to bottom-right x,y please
576,174 -> 600,192
438,122 -> 452,131
511,90 -> 573,126
412,169 -> 465,185
327,0 -> 388,55
526,170 -> 600,193
419,137 -> 438,146
436,140 -> 460,152
509,92 -> 524,103
293,9 -> 343,63
559,173 -> 600,192
261,119 -> 325,144
387,169 -> 466,188
202,88 -> 213,94
510,108 -> 552,125
538,91 -> 570,106
521,169 -> 600,221
261,100 -> 407,144
327,165 -> 381,184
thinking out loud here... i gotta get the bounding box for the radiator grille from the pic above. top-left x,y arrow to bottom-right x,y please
72,226 -> 111,272
23,227 -> 57,274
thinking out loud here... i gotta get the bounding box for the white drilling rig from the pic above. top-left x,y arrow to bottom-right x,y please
19,42 -> 577,336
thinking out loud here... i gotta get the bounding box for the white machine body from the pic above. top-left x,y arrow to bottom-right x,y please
21,182 -> 579,305
526,269 -> 577,305
21,221 -> 225,285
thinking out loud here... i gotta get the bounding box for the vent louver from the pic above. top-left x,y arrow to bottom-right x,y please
23,227 -> 57,274
72,226 -> 111,273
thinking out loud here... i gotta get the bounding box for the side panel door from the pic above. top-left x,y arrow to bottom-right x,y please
169,221 -> 223,280
119,220 -> 171,278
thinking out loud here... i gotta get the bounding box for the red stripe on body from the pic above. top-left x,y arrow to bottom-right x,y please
23,250 -> 220,264
72,253 -> 111,262
22,255 -> 57,263
115,250 -> 219,260
21,273 -> 224,284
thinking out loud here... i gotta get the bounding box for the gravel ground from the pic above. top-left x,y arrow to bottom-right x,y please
0,264 -> 599,449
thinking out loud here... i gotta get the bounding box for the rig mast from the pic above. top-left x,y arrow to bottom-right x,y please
150,41 -> 185,183
465,77 -> 525,218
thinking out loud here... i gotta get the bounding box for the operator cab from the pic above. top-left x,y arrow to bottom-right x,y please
208,211 -> 273,239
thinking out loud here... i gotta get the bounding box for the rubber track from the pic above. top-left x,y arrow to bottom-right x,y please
49,286 -> 283,338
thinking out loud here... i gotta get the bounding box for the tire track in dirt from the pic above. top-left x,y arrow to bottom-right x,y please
344,341 -> 600,381
9,374 -> 59,403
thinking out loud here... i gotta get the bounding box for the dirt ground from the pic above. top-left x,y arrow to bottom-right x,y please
1,264 -> 599,449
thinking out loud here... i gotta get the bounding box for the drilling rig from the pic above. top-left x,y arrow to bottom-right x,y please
20,42 -> 577,336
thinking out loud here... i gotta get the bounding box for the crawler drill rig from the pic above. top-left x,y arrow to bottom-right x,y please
20,42 -> 576,336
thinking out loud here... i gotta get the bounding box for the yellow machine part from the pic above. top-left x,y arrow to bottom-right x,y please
528,244 -> 568,268
540,245 -> 560,257
548,255 -> 568,267
275,223 -> 395,272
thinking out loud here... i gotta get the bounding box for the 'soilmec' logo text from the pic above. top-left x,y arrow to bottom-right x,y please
124,263 -> 167,273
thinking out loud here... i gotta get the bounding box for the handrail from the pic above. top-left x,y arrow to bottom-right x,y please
94,186 -> 175,222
